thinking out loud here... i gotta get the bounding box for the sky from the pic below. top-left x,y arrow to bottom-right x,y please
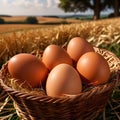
0,0 -> 62,16
0,0 -> 94,16
0,0 -> 112,16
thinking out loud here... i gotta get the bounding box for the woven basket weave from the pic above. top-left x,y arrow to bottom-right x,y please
0,47 -> 120,120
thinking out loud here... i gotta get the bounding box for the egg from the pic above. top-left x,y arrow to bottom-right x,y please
8,53 -> 48,88
76,52 -> 110,86
42,44 -> 73,70
46,63 -> 82,97
67,37 -> 95,62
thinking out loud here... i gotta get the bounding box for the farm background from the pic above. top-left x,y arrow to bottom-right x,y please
0,16 -> 120,119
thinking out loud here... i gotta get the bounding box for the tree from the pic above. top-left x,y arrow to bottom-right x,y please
107,0 -> 120,17
25,16 -> 38,24
58,0 -> 88,13
114,0 -> 120,17
0,18 -> 5,24
58,0 -> 120,20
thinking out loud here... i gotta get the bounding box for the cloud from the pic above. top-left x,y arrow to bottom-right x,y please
46,0 -> 60,8
1,0 -> 44,9
11,0 -> 37,8
2,0 -> 10,5
54,0 -> 60,4
11,0 -> 30,8
2,0 -> 56,8
0,0 -> 65,15
2,0 -> 59,9
46,0 -> 53,7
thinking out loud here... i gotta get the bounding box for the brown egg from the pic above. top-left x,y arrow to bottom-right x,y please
8,53 -> 48,88
76,52 -> 110,86
42,45 -> 73,70
46,63 -> 82,97
67,37 -> 95,62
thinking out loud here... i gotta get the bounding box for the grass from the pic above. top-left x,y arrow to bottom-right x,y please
0,17 -> 120,120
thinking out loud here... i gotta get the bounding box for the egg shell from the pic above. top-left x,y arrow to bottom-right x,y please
42,44 -> 73,70
76,52 -> 110,86
46,63 -> 82,97
67,37 -> 95,62
8,53 -> 48,88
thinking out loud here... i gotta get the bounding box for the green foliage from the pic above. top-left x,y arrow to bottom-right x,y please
106,0 -> 120,9
25,16 -> 38,24
58,0 -> 88,13
58,0 -> 120,19
99,43 -> 120,57
0,18 -> 5,24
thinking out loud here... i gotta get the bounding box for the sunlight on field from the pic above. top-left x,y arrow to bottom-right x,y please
0,17 -> 120,120
0,17 -> 120,62
0,16 -> 83,33
0,24 -> 56,34
1,16 -> 82,23
1,16 -> 26,22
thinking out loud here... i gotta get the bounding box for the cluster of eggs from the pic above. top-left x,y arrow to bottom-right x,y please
8,37 -> 110,97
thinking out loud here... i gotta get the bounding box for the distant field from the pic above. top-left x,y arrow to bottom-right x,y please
0,16 -> 82,33
1,16 -> 26,22
0,24 -> 56,34
1,16 -> 82,23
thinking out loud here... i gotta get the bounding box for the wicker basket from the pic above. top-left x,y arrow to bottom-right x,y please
0,47 -> 120,120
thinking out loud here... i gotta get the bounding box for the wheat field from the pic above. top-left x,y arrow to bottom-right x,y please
0,16 -> 82,34
1,16 -> 82,23
0,17 -> 120,64
0,17 -> 120,120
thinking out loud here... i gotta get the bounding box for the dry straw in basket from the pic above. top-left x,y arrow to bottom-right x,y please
0,47 -> 120,120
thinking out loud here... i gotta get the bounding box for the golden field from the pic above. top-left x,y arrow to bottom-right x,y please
0,16 -> 82,33
0,17 -> 120,62
0,17 -> 120,79
0,24 -> 55,34
0,17 -> 120,119
1,16 -> 81,23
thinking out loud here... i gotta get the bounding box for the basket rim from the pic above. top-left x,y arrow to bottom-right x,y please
0,47 -> 120,102
0,71 -> 119,103
0,79 -> 116,101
